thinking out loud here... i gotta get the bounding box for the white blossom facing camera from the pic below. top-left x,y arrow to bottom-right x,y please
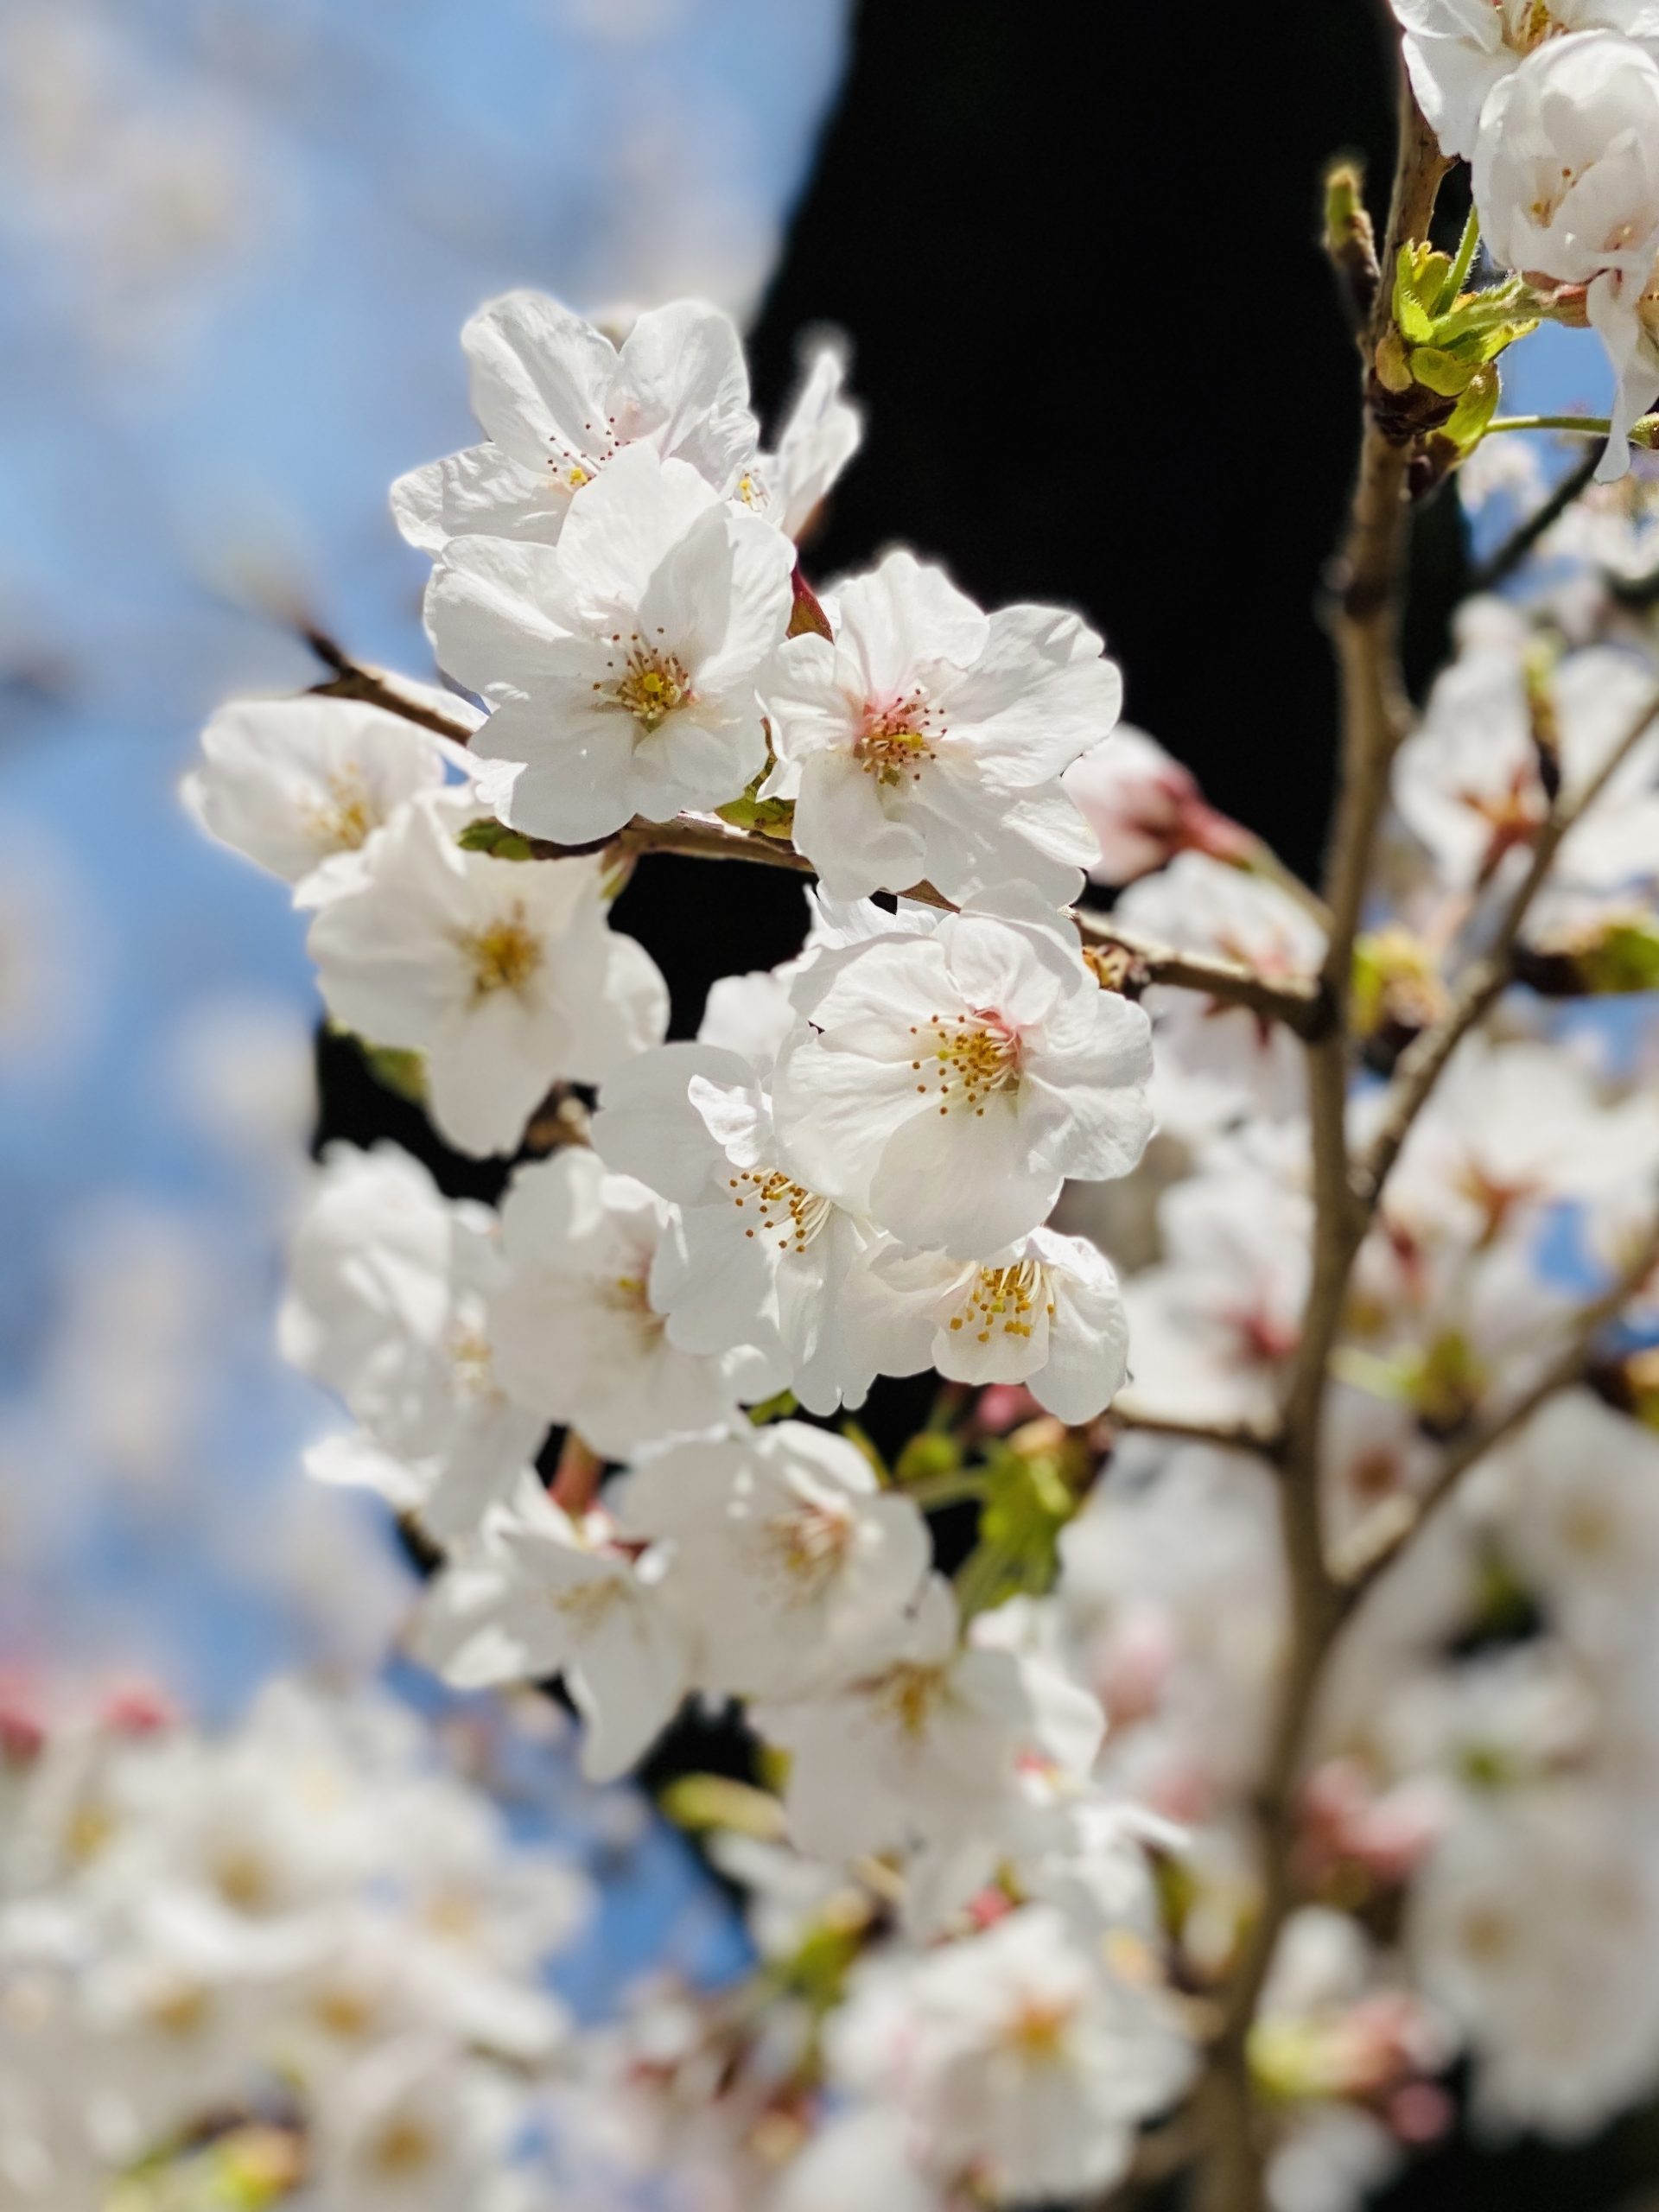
1390,0 -> 1659,161
425,443 -> 796,844
609,1423 -> 931,1700
854,1224 -> 1130,1423
409,1473 -> 692,1783
762,549 -> 1112,906
277,1142 -> 543,1541
183,694 -> 478,907
772,895 -> 1153,1257
486,1147 -> 779,1458
306,789 -> 667,1159
391,290 -> 760,554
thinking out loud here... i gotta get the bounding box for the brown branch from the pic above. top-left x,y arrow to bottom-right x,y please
1357,682 -> 1659,1208
1192,73 -> 1449,2212
1108,1402 -> 1283,1458
1335,1216 -> 1659,1599
305,632 -> 480,743
1077,918 -> 1330,1039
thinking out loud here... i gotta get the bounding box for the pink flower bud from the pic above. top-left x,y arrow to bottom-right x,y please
1064,726 -> 1254,886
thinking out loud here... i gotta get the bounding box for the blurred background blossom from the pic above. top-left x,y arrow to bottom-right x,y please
0,0 -> 848,2013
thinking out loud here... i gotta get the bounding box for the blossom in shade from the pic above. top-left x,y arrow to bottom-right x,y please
486,1148 -> 779,1458
609,1423 -> 931,1699
751,1576 -> 1103,1864
306,790 -> 667,1159
409,1473 -> 692,1783
277,1142 -> 543,1541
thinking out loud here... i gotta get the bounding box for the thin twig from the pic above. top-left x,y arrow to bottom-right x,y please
1077,917 -> 1330,1038
318,651 -> 1326,1033
305,632 -> 480,743
1108,1402 -> 1283,1458
1335,1217 -> 1659,1599
1357,683 -> 1659,1209
1471,445 -> 1601,593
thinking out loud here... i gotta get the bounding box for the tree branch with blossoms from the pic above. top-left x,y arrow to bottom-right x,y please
165,17 -> 1659,2212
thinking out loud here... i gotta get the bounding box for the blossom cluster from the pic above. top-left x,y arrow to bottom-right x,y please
0,1677 -> 588,2209
1395,0 -> 1659,475
177,226 -> 1659,2212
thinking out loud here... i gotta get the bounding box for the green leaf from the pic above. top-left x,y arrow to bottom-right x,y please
1408,345 -> 1478,397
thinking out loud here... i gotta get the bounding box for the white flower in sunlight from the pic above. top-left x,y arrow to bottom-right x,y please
1474,31 -> 1659,282
486,1148 -> 778,1457
410,1475 -> 691,1783
593,973 -> 883,1416
277,1143 -> 543,1542
307,790 -> 667,1158
752,1576 -> 1103,1864
773,895 -> 1153,1257
761,549 -> 1111,906
853,1224 -> 1129,1423
1392,626 -> 1659,890
425,443 -> 794,843
183,694 -> 477,905
391,291 -> 759,553
610,1422 -> 931,1698
1113,853 -> 1325,1138
739,340 -> 862,539
826,1905 -> 1192,2204
1392,0 -> 1659,159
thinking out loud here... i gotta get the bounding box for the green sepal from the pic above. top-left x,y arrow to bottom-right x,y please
456,817 -> 534,861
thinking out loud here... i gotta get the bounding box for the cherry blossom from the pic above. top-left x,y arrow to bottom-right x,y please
410,1475 -> 692,1783
184,692 -> 478,906
851,1224 -> 1130,1422
762,549 -> 1112,906
391,291 -> 760,554
1113,853 -> 1325,1137
773,895 -> 1154,1257
425,442 -> 795,842
306,789 -> 667,1158
826,1904 -> 1192,2204
1391,0 -> 1659,160
593,971 -> 884,1416
277,1142 -> 542,1541
608,1422 -> 931,1699
486,1148 -> 779,1456
750,1575 -> 1103,1865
